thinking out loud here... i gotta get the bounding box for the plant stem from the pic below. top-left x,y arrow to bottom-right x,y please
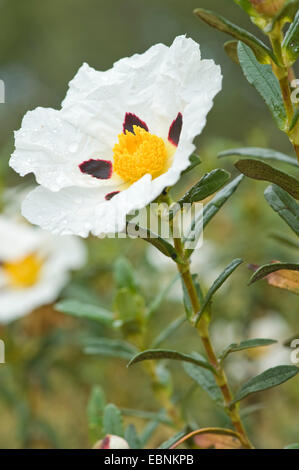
173,235 -> 253,449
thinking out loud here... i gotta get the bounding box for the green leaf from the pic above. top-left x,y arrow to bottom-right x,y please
268,0 -> 299,32
232,365 -> 299,405
282,9 -> 299,65
183,353 -> 223,405
233,0 -> 256,16
235,159 -> 299,199
140,421 -> 160,447
219,146 -> 298,168
114,257 -> 138,292
179,169 -> 231,204
127,349 -> 214,372
114,287 -> 145,325
124,424 -> 141,449
195,259 -> 243,326
284,443 -> 299,449
84,337 -> 139,360
103,404 -> 124,437
264,185 -> 299,235
249,262 -> 299,284
126,222 -> 183,263
151,315 -> 185,348
194,8 -> 274,64
224,40 -> 239,64
185,175 -> 244,255
219,338 -> 277,362
55,299 -> 113,326
158,430 -> 186,449
238,42 -> 287,129
182,154 -> 202,175
87,386 -> 106,437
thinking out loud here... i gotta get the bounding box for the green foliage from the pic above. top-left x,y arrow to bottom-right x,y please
282,9 -> 299,64
219,338 -> 277,362
232,366 -> 299,405
219,146 -> 298,168
194,8 -> 274,64
238,42 -> 287,130
195,259 -> 243,325
183,354 -> 223,405
55,299 -> 114,325
124,424 -> 141,449
264,185 -> 299,235
87,386 -> 106,439
128,349 -> 214,372
84,337 -> 138,360
179,169 -> 230,204
235,159 -> 299,198
103,404 -> 124,437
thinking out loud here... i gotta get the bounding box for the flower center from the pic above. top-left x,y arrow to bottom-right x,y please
113,126 -> 170,183
3,254 -> 42,288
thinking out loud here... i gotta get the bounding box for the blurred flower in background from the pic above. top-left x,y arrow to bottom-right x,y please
0,194 -> 86,322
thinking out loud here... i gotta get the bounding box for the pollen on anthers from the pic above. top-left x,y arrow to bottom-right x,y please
78,112 -> 183,199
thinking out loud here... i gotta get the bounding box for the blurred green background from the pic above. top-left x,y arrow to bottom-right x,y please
0,0 -> 298,449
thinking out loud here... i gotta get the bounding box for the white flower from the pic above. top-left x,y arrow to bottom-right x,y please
93,435 -> 130,449
10,36 -> 222,237
0,215 -> 86,323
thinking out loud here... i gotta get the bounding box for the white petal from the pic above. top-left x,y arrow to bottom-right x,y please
10,107 -> 118,191
0,216 -> 42,261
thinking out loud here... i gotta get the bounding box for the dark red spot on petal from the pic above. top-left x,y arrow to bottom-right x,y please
123,112 -> 149,134
168,112 -> 182,146
79,159 -> 112,179
100,436 -> 110,449
105,191 -> 120,201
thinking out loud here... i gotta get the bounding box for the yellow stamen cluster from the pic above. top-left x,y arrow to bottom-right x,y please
3,253 -> 42,288
113,126 -> 169,183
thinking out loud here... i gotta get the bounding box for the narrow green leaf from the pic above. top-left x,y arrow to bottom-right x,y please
219,146 -> 298,168
185,175 -> 244,255
235,159 -> 299,199
55,299 -> 113,325
238,42 -> 287,130
151,316 -> 185,348
224,40 -> 239,64
183,353 -> 223,405
158,430 -> 186,449
127,349 -> 214,372
87,386 -> 106,436
232,365 -> 299,405
103,404 -> 124,437
84,337 -> 138,360
289,105 -> 299,131
264,185 -> 299,235
179,169 -> 231,204
194,8 -> 274,64
124,424 -> 141,449
126,222 -> 183,263
182,154 -> 201,175
282,9 -> 299,65
140,421 -> 160,447
195,259 -> 243,326
249,262 -> 299,284
233,0 -> 256,16
219,338 -> 277,362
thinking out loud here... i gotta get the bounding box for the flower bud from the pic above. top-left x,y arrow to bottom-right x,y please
93,435 -> 130,449
249,0 -> 287,17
